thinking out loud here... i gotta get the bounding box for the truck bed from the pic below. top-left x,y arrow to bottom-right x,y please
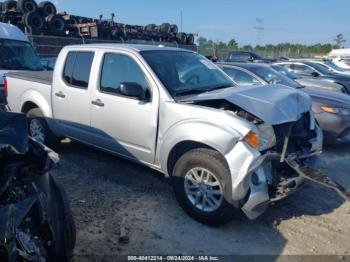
6,71 -> 53,86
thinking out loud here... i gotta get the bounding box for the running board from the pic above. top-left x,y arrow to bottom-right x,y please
286,159 -> 350,201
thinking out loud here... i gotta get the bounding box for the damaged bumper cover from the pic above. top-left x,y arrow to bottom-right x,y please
224,123 -> 347,220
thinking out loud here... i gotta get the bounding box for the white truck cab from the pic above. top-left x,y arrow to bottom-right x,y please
0,22 -> 43,105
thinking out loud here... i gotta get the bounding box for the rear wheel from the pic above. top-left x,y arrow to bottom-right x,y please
27,108 -> 59,148
172,148 -> 235,226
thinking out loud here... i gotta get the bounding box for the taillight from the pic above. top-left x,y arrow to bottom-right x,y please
3,78 -> 8,98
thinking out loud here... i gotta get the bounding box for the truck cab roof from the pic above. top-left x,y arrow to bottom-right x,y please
62,43 -> 193,53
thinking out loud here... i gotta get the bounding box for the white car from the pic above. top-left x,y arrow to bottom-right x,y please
0,22 -> 43,107
332,57 -> 350,70
311,60 -> 350,76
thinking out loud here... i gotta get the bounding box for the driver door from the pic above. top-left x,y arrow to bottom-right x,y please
90,52 -> 159,164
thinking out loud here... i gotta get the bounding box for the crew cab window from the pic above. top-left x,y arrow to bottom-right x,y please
100,53 -> 148,95
222,67 -> 261,86
63,51 -> 94,88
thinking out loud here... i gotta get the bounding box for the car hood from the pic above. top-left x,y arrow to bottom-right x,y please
178,84 -> 312,125
296,77 -> 342,90
303,87 -> 350,109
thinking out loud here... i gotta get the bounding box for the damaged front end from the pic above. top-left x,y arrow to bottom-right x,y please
226,111 -> 350,220
0,112 -> 65,261
179,85 -> 350,219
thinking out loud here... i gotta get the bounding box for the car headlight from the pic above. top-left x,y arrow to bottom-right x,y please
245,124 -> 277,151
321,106 -> 350,115
257,123 -> 277,151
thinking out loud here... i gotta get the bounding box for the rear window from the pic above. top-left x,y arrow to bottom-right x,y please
63,51 -> 94,88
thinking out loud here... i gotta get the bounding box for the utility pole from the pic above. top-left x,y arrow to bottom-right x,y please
253,18 -> 264,48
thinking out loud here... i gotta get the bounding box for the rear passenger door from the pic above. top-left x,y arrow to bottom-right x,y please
52,51 -> 95,140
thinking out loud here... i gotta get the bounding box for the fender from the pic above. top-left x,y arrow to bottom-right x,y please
156,119 -> 243,175
21,89 -> 52,118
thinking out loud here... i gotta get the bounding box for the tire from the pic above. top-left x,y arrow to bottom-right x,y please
160,23 -> 171,34
145,24 -> 156,32
170,24 -> 178,34
17,0 -> 37,13
34,174 -> 76,261
176,32 -> 187,44
187,33 -> 195,45
38,1 -> 56,16
47,176 -> 76,260
22,11 -> 44,34
27,108 -> 59,148
46,14 -> 66,34
3,0 -> 17,11
172,148 -> 235,226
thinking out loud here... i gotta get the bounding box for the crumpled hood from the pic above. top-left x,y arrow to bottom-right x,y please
179,84 -> 312,125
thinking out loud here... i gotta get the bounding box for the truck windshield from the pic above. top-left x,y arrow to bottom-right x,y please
0,39 -> 43,71
141,50 -> 234,97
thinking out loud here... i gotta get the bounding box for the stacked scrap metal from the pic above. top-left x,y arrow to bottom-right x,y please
0,0 -> 195,45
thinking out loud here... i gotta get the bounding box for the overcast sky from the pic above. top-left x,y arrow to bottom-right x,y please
54,0 -> 350,47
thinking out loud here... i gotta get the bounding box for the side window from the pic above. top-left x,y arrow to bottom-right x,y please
223,67 -> 261,86
63,51 -> 94,88
293,64 -> 315,76
100,53 -> 148,95
63,52 -> 76,84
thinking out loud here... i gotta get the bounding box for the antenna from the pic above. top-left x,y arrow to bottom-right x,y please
181,10 -> 183,32
253,18 -> 264,47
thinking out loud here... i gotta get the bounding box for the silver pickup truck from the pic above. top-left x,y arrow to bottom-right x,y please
6,44 -> 324,225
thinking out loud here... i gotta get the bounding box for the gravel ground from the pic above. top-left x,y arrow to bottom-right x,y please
51,142 -> 350,260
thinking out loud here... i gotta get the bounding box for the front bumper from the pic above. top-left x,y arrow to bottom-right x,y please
224,125 -> 324,220
315,112 -> 350,144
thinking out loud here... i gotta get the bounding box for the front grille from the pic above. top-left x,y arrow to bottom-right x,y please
273,113 -> 314,155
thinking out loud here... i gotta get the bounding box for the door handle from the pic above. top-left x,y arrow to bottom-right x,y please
55,91 -> 66,98
91,99 -> 105,107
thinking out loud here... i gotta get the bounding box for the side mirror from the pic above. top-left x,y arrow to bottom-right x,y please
119,82 -> 147,100
248,56 -> 255,62
311,71 -> 320,77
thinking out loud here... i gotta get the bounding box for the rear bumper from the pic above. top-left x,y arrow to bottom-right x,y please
315,112 -> 350,144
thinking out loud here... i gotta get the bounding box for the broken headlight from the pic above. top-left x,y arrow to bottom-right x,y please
257,123 -> 277,151
321,106 -> 350,116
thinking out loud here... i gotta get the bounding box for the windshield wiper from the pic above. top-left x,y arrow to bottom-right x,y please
175,85 -> 233,97
175,88 -> 207,96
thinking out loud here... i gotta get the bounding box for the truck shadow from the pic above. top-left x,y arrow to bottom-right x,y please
54,141 -> 348,256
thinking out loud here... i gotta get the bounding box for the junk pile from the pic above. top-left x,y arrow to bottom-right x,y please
0,0 -> 195,45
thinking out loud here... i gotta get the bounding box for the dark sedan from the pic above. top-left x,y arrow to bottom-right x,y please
218,62 -> 350,144
275,61 -> 350,94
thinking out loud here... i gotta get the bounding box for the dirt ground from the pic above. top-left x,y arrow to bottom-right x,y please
51,141 -> 350,259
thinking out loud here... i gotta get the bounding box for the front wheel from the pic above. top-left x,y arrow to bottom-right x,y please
172,148 -> 235,226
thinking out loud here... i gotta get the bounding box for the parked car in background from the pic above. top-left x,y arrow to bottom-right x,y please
6,44 -> 324,225
310,60 -> 350,76
227,51 -> 276,63
40,57 -> 57,71
331,57 -> 350,70
275,61 -> 350,94
271,64 -> 347,94
0,22 -> 43,107
219,62 -> 350,145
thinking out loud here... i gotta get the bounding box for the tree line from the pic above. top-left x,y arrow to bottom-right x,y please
197,33 -> 347,59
